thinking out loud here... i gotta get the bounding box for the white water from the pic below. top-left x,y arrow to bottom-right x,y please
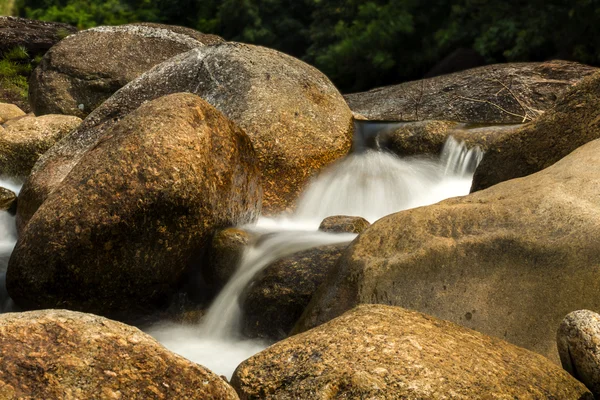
149,137 -> 484,378
0,178 -> 22,313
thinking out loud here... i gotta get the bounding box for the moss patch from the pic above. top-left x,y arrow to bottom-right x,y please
0,46 -> 38,112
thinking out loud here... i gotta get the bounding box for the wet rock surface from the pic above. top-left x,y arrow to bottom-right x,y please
472,71 -> 600,192
8,93 -> 261,320
0,187 -> 16,213
29,23 -> 223,118
345,60 -> 597,123
296,138 -> 600,363
558,310 -> 600,397
0,114 -> 81,177
241,243 -> 346,340
205,228 -> 256,291
234,305 -> 591,399
18,42 -> 353,227
0,309 -> 238,399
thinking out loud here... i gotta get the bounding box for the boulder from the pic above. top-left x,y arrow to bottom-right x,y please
19,42 -> 352,227
7,93 -> 262,320
205,228 -> 255,291
0,187 -> 16,213
472,71 -> 600,192
318,215 -> 370,234
558,310 -> 600,397
241,243 -> 346,340
0,114 -> 82,176
0,103 -> 25,124
29,23 -> 223,118
0,17 -> 77,56
295,138 -> 600,363
345,60 -> 597,123
0,309 -> 238,399
233,305 -> 591,399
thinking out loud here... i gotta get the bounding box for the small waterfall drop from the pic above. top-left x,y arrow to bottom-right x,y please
0,178 -> 22,313
149,135 -> 484,378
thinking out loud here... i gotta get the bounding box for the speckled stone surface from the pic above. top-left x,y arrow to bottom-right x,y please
473,71 -> 600,192
0,309 -> 239,399
0,187 -> 16,212
7,93 -> 262,319
558,310 -> 600,397
296,138 -> 600,364
0,114 -> 81,176
345,60 -> 597,124
29,23 -> 223,118
18,42 -> 353,226
0,17 -> 77,55
205,227 -> 255,291
233,304 -> 591,399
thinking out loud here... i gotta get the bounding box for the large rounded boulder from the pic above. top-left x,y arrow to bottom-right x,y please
233,305 -> 591,399
7,93 -> 261,319
18,42 -> 353,227
0,309 -> 238,399
296,138 -> 600,363
29,23 -> 223,118
345,60 -> 597,123
472,70 -> 600,192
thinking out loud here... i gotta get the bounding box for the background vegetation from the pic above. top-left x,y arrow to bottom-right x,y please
5,0 -> 600,93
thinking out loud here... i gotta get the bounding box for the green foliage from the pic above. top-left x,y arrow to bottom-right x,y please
12,0 -> 600,92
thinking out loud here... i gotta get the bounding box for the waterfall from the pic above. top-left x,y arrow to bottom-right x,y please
149,135 -> 484,378
0,178 -> 21,313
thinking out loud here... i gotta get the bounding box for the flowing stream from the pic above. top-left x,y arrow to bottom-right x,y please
149,137 -> 484,378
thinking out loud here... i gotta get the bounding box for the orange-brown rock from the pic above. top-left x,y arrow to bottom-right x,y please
318,215 -> 370,234
233,305 -> 591,399
0,114 -> 81,177
29,23 -> 223,118
0,103 -> 25,124
18,42 -> 352,228
472,70 -> 600,192
0,309 -> 238,399
7,93 -> 261,320
296,138 -> 600,364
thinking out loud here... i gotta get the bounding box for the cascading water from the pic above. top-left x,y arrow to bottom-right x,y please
148,135 -> 485,378
0,178 -> 22,313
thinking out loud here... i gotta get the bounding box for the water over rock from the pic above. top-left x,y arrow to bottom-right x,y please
0,114 -> 81,177
241,243 -> 346,341
206,227 -> 256,291
345,60 -> 597,123
0,309 -> 238,399
318,215 -> 370,234
296,138 -> 600,363
7,93 -> 261,320
557,310 -> 600,397
19,42 -> 352,228
472,71 -> 600,192
233,305 -> 591,399
29,23 -> 223,118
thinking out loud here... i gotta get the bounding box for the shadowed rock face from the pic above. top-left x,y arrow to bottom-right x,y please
0,309 -> 239,399
29,23 -> 223,118
295,138 -> 600,364
345,60 -> 597,123
472,71 -> 600,192
0,17 -> 77,55
558,310 -> 600,397
7,93 -> 262,320
18,43 -> 352,229
233,305 -> 592,399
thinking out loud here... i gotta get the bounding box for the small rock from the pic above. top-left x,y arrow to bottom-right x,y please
0,103 -> 25,124
318,215 -> 370,234
0,114 -> 82,177
206,228 -> 255,291
0,187 -> 16,213
558,310 -> 600,396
